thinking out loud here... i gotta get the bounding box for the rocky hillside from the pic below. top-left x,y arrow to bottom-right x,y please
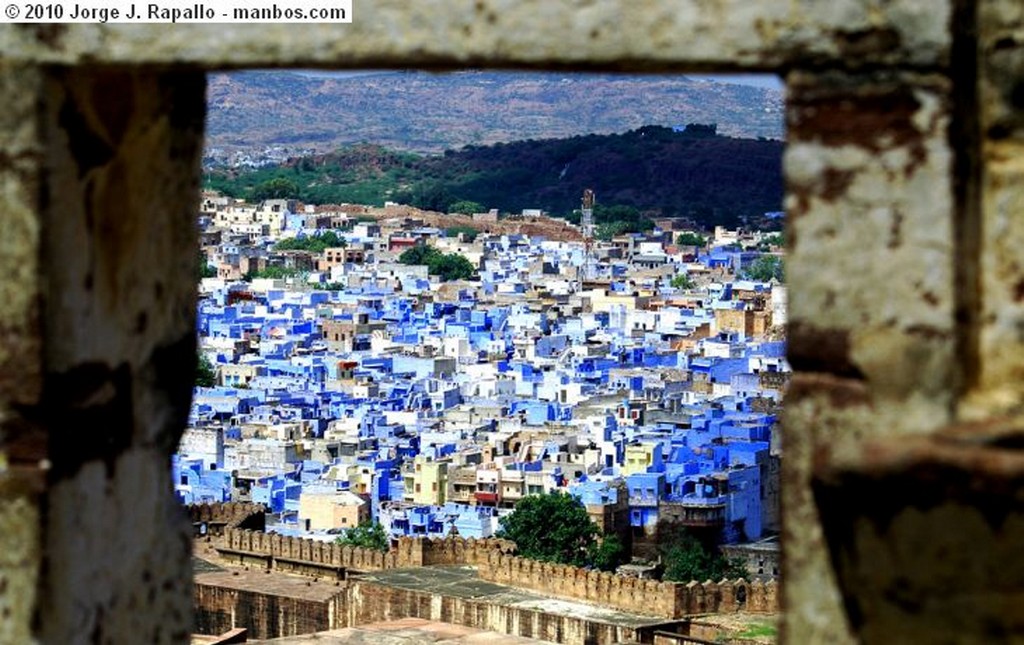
204,70 -> 783,165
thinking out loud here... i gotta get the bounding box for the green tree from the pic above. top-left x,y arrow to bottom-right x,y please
743,255 -> 784,282
586,534 -> 629,572
676,232 -> 707,247
245,266 -> 303,280
409,182 -> 455,213
661,529 -> 746,582
497,493 -> 599,567
760,233 -> 784,249
335,521 -> 390,552
197,250 -> 217,280
398,245 -> 442,267
429,253 -> 476,281
449,200 -> 484,215
196,353 -> 217,388
398,246 -> 475,282
275,231 -> 344,253
671,274 -> 695,290
251,177 -> 299,201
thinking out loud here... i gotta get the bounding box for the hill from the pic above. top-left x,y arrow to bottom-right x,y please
204,70 -> 783,165
205,125 -> 783,228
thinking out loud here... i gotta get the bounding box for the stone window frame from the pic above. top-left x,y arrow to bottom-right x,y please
0,2 -> 1021,642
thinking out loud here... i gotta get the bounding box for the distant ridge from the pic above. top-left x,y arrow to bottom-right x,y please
205,125 -> 783,227
204,70 -> 784,164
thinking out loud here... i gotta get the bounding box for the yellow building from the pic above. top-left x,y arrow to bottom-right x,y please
405,455 -> 448,505
298,489 -> 368,532
623,443 -> 660,476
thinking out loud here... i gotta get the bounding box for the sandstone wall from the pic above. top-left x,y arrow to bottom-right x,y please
193,581 -> 346,640
217,528 -> 515,574
188,502 -> 266,534
478,552 -> 777,619
348,580 -> 650,645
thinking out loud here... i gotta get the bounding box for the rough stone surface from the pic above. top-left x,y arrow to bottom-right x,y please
33,68 -> 206,644
785,72 -> 956,415
0,61 -> 44,645
969,0 -> 1024,413
0,1 -> 950,69
813,425 -> 1024,642
3,1 -> 1024,644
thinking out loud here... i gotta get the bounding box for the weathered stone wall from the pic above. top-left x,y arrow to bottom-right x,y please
0,1 -> 1020,643
217,528 -> 515,575
193,581 -> 346,640
188,502 -> 266,534
347,580 -> 650,645
478,552 -> 777,619
213,525 -> 776,619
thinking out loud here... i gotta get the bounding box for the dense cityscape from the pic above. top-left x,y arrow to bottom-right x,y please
184,193 -> 786,642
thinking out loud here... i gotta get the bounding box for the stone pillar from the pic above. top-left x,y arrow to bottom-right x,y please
33,68 -> 206,644
783,70 -> 956,644
0,61 -> 45,645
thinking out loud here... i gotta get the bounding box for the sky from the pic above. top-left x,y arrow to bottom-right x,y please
294,70 -> 783,91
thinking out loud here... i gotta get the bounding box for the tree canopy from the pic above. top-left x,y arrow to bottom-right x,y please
743,255 -> 784,282
661,528 -> 746,582
251,177 -> 299,201
335,521 -> 390,552
497,492 -> 626,570
275,231 -> 346,253
398,245 -> 476,282
676,232 -> 707,247
196,353 -> 217,388
671,274 -> 695,290
449,200 -> 484,215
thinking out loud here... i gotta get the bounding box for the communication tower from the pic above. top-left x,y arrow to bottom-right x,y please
580,188 -> 595,286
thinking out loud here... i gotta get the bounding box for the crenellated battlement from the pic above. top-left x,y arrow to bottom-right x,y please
210,522 -> 774,619
477,551 -> 777,618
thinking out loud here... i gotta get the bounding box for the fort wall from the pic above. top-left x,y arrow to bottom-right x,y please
211,526 -> 776,618
477,552 -> 777,618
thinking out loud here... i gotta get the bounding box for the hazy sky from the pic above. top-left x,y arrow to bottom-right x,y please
294,70 -> 783,91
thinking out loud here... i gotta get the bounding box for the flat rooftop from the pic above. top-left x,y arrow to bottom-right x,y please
256,617 -> 554,644
354,565 -> 676,630
195,569 -> 346,603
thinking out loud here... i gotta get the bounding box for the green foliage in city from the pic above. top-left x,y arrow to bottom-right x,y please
497,493 -> 599,567
196,353 -> 217,388
251,177 -> 300,201
275,231 -> 346,253
198,250 -> 218,280
398,246 -> 476,282
586,534 -> 629,572
661,529 -> 747,583
676,232 -> 707,247
743,255 -> 784,282
671,274 -> 695,290
759,233 -> 784,249
497,493 -> 627,571
449,200 -> 484,215
334,521 -> 390,552
397,245 -> 440,267
245,266 -> 304,280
